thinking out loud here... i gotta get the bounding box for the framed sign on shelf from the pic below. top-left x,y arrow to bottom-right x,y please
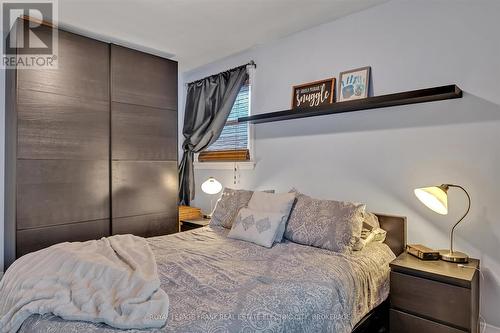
291,78 -> 335,109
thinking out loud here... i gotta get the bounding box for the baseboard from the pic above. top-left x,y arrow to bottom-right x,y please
486,323 -> 500,333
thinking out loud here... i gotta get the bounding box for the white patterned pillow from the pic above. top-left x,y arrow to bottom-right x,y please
210,188 -> 274,229
247,191 -> 296,242
284,192 -> 365,253
228,207 -> 285,248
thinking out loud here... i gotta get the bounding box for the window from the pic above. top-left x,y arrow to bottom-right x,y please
198,82 -> 251,162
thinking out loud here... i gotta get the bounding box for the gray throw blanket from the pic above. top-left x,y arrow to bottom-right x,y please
0,234 -> 169,333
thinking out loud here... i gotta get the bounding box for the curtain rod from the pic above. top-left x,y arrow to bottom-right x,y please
186,61 -> 256,86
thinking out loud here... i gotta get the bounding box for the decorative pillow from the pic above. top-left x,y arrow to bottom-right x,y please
247,191 -> 296,242
228,207 -> 285,248
363,211 -> 380,229
353,227 -> 387,250
353,212 -> 387,251
370,227 -> 387,242
210,188 -> 274,229
284,192 -> 365,253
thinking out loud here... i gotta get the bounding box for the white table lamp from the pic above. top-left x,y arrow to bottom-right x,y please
201,177 -> 222,218
414,184 -> 471,263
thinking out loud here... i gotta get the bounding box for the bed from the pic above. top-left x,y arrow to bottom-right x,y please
15,213 -> 406,333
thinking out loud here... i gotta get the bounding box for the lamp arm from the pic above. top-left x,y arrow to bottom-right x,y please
447,184 -> 471,253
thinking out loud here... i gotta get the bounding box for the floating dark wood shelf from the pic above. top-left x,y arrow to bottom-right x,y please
238,84 -> 462,124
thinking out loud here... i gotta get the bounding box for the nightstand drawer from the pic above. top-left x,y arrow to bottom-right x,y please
390,309 -> 466,333
390,271 -> 471,329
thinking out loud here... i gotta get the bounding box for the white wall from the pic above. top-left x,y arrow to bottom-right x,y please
0,66 -> 4,274
182,0 -> 500,328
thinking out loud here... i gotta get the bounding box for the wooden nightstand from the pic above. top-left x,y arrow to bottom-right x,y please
180,218 -> 211,232
390,252 -> 479,333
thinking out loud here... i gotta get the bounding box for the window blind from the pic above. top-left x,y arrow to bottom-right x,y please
199,83 -> 250,162
205,83 -> 249,152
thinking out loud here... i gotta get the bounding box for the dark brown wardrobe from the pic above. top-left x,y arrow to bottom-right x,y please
4,21 -> 178,269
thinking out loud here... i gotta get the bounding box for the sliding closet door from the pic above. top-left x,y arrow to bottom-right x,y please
110,45 -> 178,237
14,28 -> 110,258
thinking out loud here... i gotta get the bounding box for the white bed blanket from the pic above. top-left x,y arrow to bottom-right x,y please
0,234 -> 169,333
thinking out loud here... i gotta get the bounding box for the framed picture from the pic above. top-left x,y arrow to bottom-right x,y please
338,66 -> 371,102
291,78 -> 335,109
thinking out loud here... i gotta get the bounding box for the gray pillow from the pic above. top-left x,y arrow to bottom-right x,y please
284,192 -> 365,253
210,188 -> 274,229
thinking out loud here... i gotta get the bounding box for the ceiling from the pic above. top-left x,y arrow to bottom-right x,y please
58,0 -> 387,71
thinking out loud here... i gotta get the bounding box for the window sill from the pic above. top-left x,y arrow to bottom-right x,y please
193,161 -> 256,170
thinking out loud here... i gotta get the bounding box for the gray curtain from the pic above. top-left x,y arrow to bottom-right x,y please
179,65 -> 248,205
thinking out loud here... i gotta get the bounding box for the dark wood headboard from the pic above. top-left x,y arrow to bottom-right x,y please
375,213 -> 407,256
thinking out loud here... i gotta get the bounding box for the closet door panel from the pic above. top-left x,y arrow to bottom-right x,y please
111,45 -> 177,109
17,219 -> 110,256
112,161 -> 178,218
17,159 -> 110,229
111,102 -> 177,161
110,44 -> 178,238
17,89 -> 109,160
112,213 -> 177,237
6,22 -> 112,266
17,28 -> 109,101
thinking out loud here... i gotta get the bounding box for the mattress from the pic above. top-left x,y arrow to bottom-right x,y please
18,226 -> 395,333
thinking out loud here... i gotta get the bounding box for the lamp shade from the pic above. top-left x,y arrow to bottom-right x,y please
414,185 -> 448,215
201,177 -> 222,195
